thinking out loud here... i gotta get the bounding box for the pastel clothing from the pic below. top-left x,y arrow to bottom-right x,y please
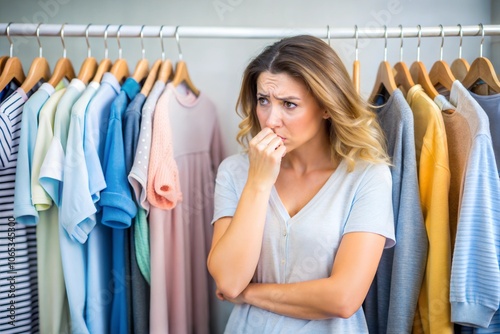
149,84 -> 225,334
365,89 -> 427,334
213,154 -> 395,334
30,89 -> 71,333
59,82 -> 100,334
448,81 -> 500,329
129,80 -> 166,213
406,85 -> 453,334
84,72 -> 121,205
13,83 -> 55,225
39,78 -> 86,207
60,82 -> 100,243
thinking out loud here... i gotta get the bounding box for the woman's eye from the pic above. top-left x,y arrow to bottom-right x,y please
284,101 -> 297,109
258,97 -> 268,105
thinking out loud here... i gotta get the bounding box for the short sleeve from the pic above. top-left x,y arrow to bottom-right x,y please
211,157 -> 241,224
343,163 -> 396,248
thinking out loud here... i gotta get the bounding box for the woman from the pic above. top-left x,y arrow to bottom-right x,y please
207,35 -> 395,333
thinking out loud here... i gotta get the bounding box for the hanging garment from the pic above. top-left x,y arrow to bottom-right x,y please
406,84 -> 453,334
433,95 -> 469,252
364,88 -> 427,334
128,80 -> 167,285
469,91 -> 500,175
0,87 -> 40,334
39,78 -> 86,206
13,83 -> 56,226
0,81 -> 19,103
82,72 -> 120,334
30,88 -> 71,334
100,77 -> 140,334
123,91 -> 150,334
458,90 -> 500,334
447,81 -> 500,329
149,83 -> 225,334
59,81 -> 101,334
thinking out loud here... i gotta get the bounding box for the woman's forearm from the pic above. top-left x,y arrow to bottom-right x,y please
241,278 -> 358,320
207,182 -> 272,298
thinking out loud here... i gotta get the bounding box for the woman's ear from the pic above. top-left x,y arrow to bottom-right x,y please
323,110 -> 330,119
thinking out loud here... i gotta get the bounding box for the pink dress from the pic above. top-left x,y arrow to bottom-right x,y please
149,83 -> 225,334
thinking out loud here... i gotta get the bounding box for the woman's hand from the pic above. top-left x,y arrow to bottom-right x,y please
247,127 -> 287,189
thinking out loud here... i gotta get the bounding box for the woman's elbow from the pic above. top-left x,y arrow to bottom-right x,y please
324,292 -> 363,319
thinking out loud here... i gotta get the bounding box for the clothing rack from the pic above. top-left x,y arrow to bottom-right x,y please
1,23 -> 500,40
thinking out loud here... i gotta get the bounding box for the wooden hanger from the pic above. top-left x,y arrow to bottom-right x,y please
158,59 -> 173,84
352,26 -> 360,94
428,26 -> 455,93
392,25 -> 415,97
0,24 -> 26,90
172,27 -> 200,96
462,57 -> 500,94
47,24 -> 76,87
0,56 -> 8,74
140,59 -> 161,97
450,24 -> 470,82
409,25 -> 439,99
20,24 -> 51,92
77,24 -> 97,85
109,25 -> 130,84
369,26 -> 397,102
461,25 -> 500,94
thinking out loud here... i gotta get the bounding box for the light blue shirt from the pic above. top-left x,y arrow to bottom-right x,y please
13,83 -> 55,225
83,73 -> 120,334
213,154 -> 395,334
449,82 -> 500,331
39,78 -> 86,207
84,72 -> 121,204
56,81 -> 100,334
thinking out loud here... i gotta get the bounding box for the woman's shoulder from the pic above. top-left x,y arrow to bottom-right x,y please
218,152 -> 250,175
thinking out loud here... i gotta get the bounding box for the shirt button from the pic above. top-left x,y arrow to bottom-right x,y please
283,230 -> 287,236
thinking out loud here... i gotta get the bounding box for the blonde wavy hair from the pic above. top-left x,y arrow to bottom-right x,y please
236,35 -> 390,171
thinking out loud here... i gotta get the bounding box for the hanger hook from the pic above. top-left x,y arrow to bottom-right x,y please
159,25 -> 165,61
326,25 -> 331,46
117,24 -> 123,59
416,24 -> 422,62
383,25 -> 388,62
439,24 -> 444,61
140,25 -> 146,60
60,23 -> 67,58
457,24 -> 464,59
354,25 -> 359,61
174,26 -> 183,61
6,22 -> 13,57
479,23 -> 484,58
103,24 -> 110,59
36,23 -> 43,58
398,24 -> 404,62
85,23 -> 92,58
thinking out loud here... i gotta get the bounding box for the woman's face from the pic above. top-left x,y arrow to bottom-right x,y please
255,71 -> 328,153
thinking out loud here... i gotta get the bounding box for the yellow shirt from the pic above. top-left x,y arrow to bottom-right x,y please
407,85 -> 452,334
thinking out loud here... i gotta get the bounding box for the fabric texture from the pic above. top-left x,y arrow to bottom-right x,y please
448,81 -> 500,329
406,85 -> 453,334
364,88 -> 428,334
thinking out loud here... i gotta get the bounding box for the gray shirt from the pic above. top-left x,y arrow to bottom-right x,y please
212,153 -> 395,334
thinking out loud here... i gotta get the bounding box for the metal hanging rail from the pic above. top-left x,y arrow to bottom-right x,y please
1,23 -> 500,39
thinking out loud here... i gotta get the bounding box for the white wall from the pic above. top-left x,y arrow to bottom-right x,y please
0,0 -> 492,155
